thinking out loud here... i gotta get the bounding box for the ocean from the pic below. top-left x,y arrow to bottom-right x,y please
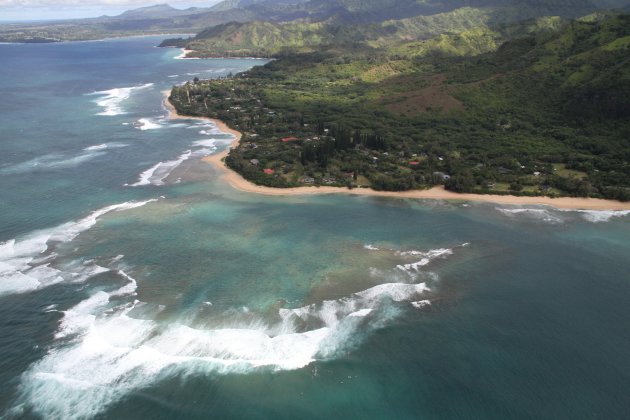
0,37 -> 629,420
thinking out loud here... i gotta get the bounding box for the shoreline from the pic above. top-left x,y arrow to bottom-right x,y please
163,91 -> 630,211
173,47 -> 271,60
173,48 -> 196,59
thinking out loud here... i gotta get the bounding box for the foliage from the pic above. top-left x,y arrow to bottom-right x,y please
170,13 -> 630,200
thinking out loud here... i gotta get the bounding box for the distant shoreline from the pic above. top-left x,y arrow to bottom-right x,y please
172,47 -> 271,60
0,33 -> 197,45
163,91 -> 630,211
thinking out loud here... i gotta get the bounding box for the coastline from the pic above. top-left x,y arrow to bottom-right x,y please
174,48 -> 196,59
172,47 -> 271,60
163,91 -> 630,211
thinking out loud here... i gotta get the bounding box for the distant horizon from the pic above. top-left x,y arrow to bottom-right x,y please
0,1 -> 221,21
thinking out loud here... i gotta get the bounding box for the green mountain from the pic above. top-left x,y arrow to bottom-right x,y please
161,0 -> 630,57
3,0 -> 629,43
168,13 -> 630,200
114,4 -> 204,20
210,0 -> 312,11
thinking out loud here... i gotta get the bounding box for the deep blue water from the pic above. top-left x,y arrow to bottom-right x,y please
0,38 -> 629,420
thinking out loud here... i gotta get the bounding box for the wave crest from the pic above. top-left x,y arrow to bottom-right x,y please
14,244 -> 454,419
88,83 -> 153,116
0,200 -> 156,296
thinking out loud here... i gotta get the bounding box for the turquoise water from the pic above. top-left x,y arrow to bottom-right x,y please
1,38 -> 630,419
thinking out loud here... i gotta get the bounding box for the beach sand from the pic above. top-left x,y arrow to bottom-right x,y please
163,91 -> 630,210
174,48 -> 194,59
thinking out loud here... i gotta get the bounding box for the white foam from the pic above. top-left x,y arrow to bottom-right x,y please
129,162 -> 161,186
55,291 -> 112,339
396,248 -> 453,273
111,270 -> 138,297
192,139 -> 220,148
127,135 -> 227,188
83,142 -> 128,151
127,151 -> 192,187
348,308 -> 373,317
48,200 -> 157,244
355,282 -> 430,302
173,49 -> 195,60
135,118 -> 162,130
364,244 -> 379,251
187,121 -> 216,129
496,207 -> 564,224
67,264 -> 109,284
16,271 -> 432,418
574,210 -> 630,223
89,83 -> 153,116
411,300 -> 431,309
499,207 -> 630,223
0,269 -> 45,295
0,200 -> 156,296
191,139 -> 222,156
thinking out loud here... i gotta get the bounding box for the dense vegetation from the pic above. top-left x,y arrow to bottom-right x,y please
169,12 -> 630,200
6,0 -> 627,199
160,2 -> 600,57
6,0 -> 626,43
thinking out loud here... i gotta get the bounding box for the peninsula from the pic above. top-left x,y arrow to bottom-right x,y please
166,12 -> 630,207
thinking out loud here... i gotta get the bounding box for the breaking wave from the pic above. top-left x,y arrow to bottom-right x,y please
497,206 -> 630,224
134,118 -> 162,130
495,207 -> 564,224
88,83 -> 153,116
396,248 -> 453,273
0,200 -> 156,296
83,142 -> 129,151
126,137 -> 229,187
12,245 -> 453,419
133,118 -> 189,131
126,151 -> 192,187
573,210 -> 630,223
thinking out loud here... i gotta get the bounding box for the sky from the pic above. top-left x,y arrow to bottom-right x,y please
0,0 -> 221,21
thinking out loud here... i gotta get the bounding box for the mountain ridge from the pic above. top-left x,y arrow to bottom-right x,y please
168,12 -> 630,200
3,0 -> 630,43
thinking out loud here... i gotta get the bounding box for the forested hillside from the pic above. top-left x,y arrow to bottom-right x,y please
3,0 -> 629,42
169,13 -> 630,200
161,0 -> 629,56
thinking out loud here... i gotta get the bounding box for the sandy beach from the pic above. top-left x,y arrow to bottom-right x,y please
163,91 -> 630,210
173,48 -> 195,59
